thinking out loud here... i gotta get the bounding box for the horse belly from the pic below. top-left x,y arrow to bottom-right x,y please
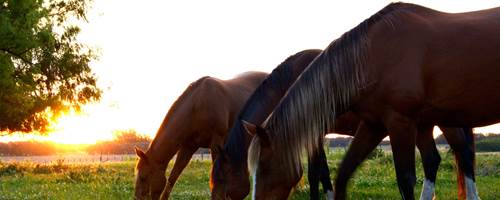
421,74 -> 500,127
421,25 -> 500,126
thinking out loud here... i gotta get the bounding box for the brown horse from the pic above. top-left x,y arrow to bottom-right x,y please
134,71 -> 267,199
244,121 -> 474,200
247,2 -> 497,200
212,49 -> 474,200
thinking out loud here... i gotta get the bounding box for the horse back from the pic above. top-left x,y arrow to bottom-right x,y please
364,4 -> 500,126
192,72 -> 267,139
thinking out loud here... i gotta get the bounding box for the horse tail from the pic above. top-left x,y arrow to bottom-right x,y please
454,127 -> 475,200
456,153 -> 466,200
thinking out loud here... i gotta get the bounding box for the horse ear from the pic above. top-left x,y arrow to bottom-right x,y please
242,120 -> 258,136
242,120 -> 271,147
135,147 -> 148,162
212,144 -> 228,161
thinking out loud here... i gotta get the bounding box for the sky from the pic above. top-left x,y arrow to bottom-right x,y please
3,0 -> 500,144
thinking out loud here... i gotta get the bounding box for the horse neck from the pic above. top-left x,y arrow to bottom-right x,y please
223,74 -> 301,167
235,51 -> 320,124
144,76 -> 210,168
225,120 -> 253,168
146,110 -> 189,168
224,50 -> 322,169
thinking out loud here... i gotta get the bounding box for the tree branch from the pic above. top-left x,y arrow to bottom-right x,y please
0,48 -> 35,66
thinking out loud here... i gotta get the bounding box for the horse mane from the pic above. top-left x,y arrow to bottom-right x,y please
223,49 -> 322,168
248,3 -> 408,177
148,76 -> 211,150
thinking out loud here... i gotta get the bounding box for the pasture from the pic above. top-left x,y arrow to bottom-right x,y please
1,149 -> 500,199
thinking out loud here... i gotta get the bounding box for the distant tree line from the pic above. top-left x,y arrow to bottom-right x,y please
86,130 -> 150,155
0,141 -> 58,156
327,136 -> 391,147
0,130 -> 151,156
433,133 -> 500,152
329,133 -> 500,152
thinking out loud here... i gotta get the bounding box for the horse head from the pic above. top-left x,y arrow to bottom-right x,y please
211,145 -> 250,200
134,147 -> 167,200
244,120 -> 302,200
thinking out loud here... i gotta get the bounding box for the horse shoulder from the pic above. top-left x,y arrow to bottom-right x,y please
194,76 -> 230,110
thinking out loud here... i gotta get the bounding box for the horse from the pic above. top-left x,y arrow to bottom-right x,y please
211,49 -> 343,200
246,2 -> 497,199
244,120 -> 474,200
134,71 -> 267,200
211,49 -> 474,199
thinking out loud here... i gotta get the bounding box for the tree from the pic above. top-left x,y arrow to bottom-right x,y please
113,129 -> 151,144
86,130 -> 152,155
0,0 -> 100,133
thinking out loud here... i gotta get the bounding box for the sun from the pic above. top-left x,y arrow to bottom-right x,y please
43,106 -> 116,145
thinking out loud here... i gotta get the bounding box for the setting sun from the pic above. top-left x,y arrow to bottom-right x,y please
43,108 -> 115,144
1,104 -> 125,145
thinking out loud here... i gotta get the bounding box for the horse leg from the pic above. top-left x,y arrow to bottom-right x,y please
318,145 -> 334,199
440,127 -> 478,200
385,112 -> 417,200
160,146 -> 197,200
416,125 -> 441,200
308,149 -> 321,200
334,121 -> 386,200
308,144 -> 333,200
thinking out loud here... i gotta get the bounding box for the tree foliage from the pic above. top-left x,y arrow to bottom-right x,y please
86,130 -> 151,155
0,0 -> 100,133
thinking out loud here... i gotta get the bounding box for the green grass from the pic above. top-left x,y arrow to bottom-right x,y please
1,150 -> 499,199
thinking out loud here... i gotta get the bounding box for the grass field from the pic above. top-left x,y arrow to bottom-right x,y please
1,150 -> 499,199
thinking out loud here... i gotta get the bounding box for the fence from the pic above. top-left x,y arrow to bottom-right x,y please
0,153 -> 211,164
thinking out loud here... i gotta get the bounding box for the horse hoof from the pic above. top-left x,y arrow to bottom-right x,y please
326,190 -> 334,200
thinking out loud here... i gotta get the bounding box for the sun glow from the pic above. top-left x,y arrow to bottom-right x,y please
36,100 -> 157,145
0,104 -> 123,145
1,98 -> 158,145
42,108 -> 115,145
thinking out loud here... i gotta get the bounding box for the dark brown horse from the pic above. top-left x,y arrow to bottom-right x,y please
134,71 -> 267,199
212,49 -> 474,200
247,3 -> 496,200
211,49 -> 343,200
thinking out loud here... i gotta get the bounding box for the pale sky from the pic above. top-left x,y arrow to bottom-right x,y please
4,0 -> 500,144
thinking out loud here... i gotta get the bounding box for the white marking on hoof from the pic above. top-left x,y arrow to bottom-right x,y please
326,190 -> 334,200
465,177 -> 480,200
419,179 -> 435,200
252,173 -> 257,200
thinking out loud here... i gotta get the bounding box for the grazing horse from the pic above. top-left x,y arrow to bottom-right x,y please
211,49 -> 343,200
211,49 -> 474,200
244,122 -> 474,200
247,2 -> 497,200
134,71 -> 267,200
